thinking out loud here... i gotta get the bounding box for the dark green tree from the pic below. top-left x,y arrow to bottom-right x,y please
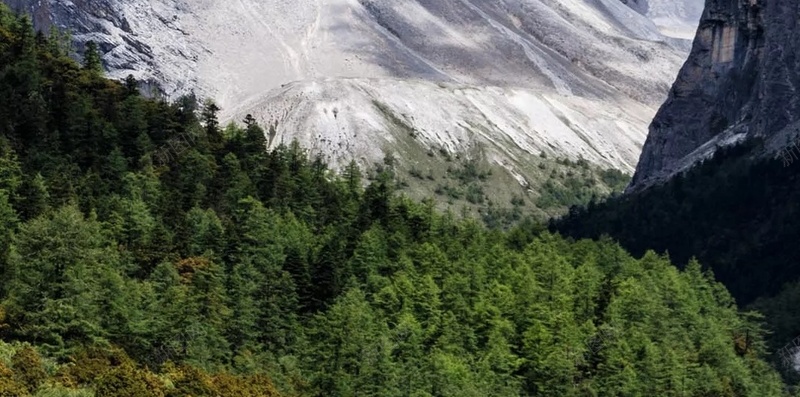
4,206 -> 129,356
82,41 -> 103,74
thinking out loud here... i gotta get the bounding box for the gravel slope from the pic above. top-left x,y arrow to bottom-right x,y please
6,0 -> 701,185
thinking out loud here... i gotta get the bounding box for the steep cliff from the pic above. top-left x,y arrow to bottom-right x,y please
630,0 -> 800,189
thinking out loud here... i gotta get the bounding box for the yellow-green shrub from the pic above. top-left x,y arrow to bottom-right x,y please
0,362 -> 30,397
94,365 -> 165,397
12,346 -> 47,393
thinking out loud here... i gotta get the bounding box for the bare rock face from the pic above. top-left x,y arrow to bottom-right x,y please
2,0 -> 699,199
5,0 -> 144,68
629,0 -> 800,189
5,0 -> 201,95
629,0 -> 704,39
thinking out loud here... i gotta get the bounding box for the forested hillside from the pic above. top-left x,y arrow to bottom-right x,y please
0,6 -> 789,396
552,137 -> 800,383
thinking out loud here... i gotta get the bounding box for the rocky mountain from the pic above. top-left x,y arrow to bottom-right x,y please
5,0 -> 701,212
630,0 -> 800,189
622,0 -> 705,39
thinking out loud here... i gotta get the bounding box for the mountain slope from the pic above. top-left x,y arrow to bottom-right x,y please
0,4 -> 792,395
0,18 -> 787,389
4,0 -> 698,215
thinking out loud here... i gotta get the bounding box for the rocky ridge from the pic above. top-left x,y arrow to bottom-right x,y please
629,0 -> 800,189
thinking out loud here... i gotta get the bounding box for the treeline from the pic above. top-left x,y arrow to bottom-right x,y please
0,5 -> 790,396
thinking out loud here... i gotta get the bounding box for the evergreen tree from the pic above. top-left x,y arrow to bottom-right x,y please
0,139 -> 21,199
232,198 -> 301,353
183,257 -> 231,367
0,191 -> 18,297
226,258 -> 263,357
82,41 -> 103,74
4,206 -> 128,355
184,207 -> 226,261
309,288 -> 397,396
202,100 -> 223,153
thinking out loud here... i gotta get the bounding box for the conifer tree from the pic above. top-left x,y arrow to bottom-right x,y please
233,198 -> 301,353
184,207 -> 226,261
226,258 -> 263,356
82,41 -> 103,74
202,100 -> 223,153
5,206 -> 128,355
0,191 -> 17,297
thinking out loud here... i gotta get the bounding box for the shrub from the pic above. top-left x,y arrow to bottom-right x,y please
94,365 -> 165,397
0,363 -> 29,397
33,383 -> 94,397
57,346 -> 132,387
466,184 -> 485,204
211,373 -> 280,397
163,364 -> 215,397
11,346 -> 47,393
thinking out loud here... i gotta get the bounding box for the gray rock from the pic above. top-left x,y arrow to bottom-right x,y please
621,0 -> 704,39
621,0 -> 649,15
4,0 -> 200,97
629,0 -> 800,189
2,0 -> 699,189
